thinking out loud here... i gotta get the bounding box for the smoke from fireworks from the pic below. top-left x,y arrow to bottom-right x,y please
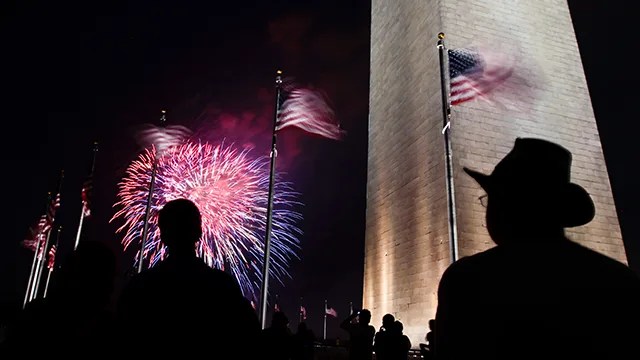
111,140 -> 302,300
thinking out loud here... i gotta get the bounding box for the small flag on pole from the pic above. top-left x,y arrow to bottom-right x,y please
274,295 -> 280,313
81,174 -> 93,217
448,47 -> 513,106
276,79 -> 346,141
47,244 -> 57,270
45,192 -> 61,231
325,305 -> 338,318
300,305 -> 307,320
75,143 -> 98,251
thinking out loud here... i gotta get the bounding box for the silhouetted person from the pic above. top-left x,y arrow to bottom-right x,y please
292,321 -> 315,360
434,138 -> 640,359
419,319 -> 435,360
373,313 -> 396,360
340,309 -> 375,360
5,241 -> 116,357
261,311 -> 293,359
116,198 -> 260,358
387,321 -> 411,360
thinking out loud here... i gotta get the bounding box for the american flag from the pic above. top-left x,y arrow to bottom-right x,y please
42,192 -> 61,233
325,306 -> 337,318
274,295 -> 280,313
47,244 -> 57,270
137,124 -> 192,155
448,47 -> 513,106
276,80 -> 346,140
81,174 -> 92,217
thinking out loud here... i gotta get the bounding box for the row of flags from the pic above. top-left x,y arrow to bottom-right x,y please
22,143 -> 97,307
268,296 -> 340,320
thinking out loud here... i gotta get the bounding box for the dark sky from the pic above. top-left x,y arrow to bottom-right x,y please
2,0 -> 638,339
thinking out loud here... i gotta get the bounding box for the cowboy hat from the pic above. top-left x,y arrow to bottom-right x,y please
463,138 -> 595,227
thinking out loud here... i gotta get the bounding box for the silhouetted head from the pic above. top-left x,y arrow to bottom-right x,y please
391,320 -> 404,334
359,309 -> 372,324
382,313 -> 395,329
271,311 -> 289,329
428,319 -> 435,330
464,138 -> 595,245
158,199 -> 202,256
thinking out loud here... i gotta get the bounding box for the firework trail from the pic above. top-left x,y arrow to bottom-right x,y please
111,140 -> 303,300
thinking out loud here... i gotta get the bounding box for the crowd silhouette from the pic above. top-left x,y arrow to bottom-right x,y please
340,308 -> 375,360
4,137 -> 640,359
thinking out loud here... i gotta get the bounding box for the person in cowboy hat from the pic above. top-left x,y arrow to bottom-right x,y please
433,138 -> 640,360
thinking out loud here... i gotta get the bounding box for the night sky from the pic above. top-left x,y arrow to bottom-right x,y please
2,0 -> 638,339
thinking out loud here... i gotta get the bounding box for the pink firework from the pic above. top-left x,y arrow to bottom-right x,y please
111,141 -> 302,300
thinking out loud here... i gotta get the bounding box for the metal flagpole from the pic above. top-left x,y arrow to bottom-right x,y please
33,167 -> 63,301
43,226 -> 62,298
299,297 -> 303,324
75,142 -> 98,251
436,32 -> 459,262
138,111 -> 167,274
74,200 -> 85,251
32,229 -> 51,301
323,299 -> 328,340
259,70 -> 283,329
24,190 -> 54,307
23,231 -> 44,308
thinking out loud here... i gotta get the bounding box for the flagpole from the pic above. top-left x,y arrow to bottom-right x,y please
33,170 -> 63,300
299,297 -> 303,324
23,236 -> 41,307
138,111 -> 167,274
24,191 -> 54,307
259,70 -> 283,329
349,301 -> 353,316
323,299 -> 328,341
436,32 -> 459,262
75,142 -> 98,251
32,229 -> 51,301
23,229 -> 44,308
43,226 -> 61,298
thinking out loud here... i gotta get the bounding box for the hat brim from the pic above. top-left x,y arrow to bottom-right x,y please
464,166 -> 595,227
463,167 -> 492,191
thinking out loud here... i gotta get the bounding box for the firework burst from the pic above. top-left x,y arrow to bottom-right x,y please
111,140 -> 303,300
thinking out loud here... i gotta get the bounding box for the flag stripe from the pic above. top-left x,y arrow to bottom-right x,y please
276,86 -> 346,140
448,47 -> 513,106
